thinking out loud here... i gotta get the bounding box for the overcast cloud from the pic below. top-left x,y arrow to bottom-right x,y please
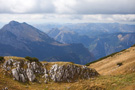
0,0 -> 135,24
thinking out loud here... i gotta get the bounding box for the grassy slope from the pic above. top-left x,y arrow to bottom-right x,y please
0,67 -> 135,90
89,45 -> 135,75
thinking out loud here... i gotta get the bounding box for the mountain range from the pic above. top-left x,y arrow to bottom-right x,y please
35,23 -> 135,36
0,21 -> 135,64
48,25 -> 135,59
48,28 -> 92,47
0,21 -> 94,64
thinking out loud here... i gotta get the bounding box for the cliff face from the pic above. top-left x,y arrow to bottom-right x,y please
1,58 -> 99,83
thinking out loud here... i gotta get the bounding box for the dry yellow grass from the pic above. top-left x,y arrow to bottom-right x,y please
1,46 -> 135,90
89,46 -> 135,75
0,66 -> 135,90
4,56 -> 27,61
121,85 -> 135,90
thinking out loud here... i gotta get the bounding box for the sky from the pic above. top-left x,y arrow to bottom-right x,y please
0,0 -> 135,24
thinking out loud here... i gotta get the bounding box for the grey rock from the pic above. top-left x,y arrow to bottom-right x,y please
48,64 -> 98,82
12,67 -> 27,82
2,59 -> 99,83
3,59 -> 13,69
2,87 -> 8,90
44,80 -> 48,84
26,68 -> 36,82
19,74 -> 26,82
12,68 -> 19,81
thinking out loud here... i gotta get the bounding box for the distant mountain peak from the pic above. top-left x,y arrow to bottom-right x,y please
0,20 -> 56,43
9,20 -> 20,25
8,21 -> 29,26
22,22 -> 27,25
0,21 -> 95,64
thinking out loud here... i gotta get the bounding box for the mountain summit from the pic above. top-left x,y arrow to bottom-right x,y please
0,21 -> 94,64
1,20 -> 54,42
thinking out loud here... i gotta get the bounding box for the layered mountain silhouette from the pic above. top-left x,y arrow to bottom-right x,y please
48,28 -> 92,47
88,33 -> 135,59
0,21 -> 95,64
48,28 -> 135,59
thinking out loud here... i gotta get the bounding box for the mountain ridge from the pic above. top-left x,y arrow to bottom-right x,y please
48,27 -> 135,59
0,21 -> 95,64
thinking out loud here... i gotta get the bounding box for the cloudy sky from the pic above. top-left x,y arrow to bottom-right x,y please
0,0 -> 135,24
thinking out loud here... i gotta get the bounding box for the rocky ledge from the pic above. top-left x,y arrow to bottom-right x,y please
1,58 -> 99,83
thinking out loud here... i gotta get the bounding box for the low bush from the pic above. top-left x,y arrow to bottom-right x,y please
117,62 -> 123,66
25,56 -> 39,62
131,44 -> 135,47
0,56 -> 4,62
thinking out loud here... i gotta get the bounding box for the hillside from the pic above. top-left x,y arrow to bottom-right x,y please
0,56 -> 135,90
89,44 -> 135,75
0,45 -> 135,90
0,21 -> 95,64
0,56 -> 99,90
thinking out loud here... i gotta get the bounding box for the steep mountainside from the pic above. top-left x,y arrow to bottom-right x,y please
89,44 -> 135,75
89,33 -> 135,59
48,28 -> 92,47
0,21 -> 94,64
47,27 -> 135,59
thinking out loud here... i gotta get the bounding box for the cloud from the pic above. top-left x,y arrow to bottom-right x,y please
0,14 -> 135,24
0,0 -> 135,14
0,0 -> 55,14
71,0 -> 135,14
0,0 -> 34,13
82,14 -> 135,23
0,0 -> 135,24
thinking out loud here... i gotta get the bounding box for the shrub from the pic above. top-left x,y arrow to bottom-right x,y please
32,57 -> 39,62
131,44 -> 135,47
25,56 -> 39,62
0,56 -> 4,60
0,56 -> 4,62
85,63 -> 90,66
117,62 -> 123,66
25,56 -> 32,60
70,62 -> 74,64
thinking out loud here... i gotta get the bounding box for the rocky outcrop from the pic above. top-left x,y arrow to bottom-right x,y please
2,59 -> 99,83
48,64 -> 97,82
